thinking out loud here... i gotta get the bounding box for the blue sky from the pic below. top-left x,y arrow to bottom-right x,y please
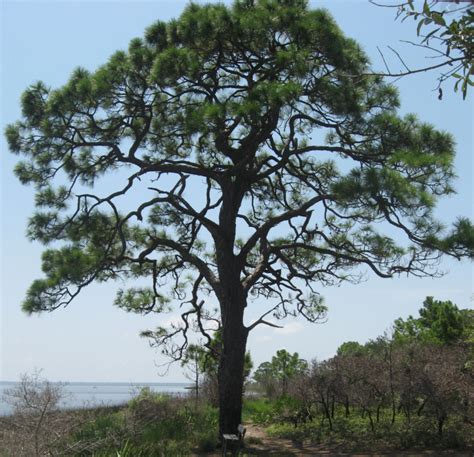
1,0 -> 472,383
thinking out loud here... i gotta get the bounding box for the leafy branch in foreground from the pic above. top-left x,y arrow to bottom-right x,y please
370,0 -> 473,99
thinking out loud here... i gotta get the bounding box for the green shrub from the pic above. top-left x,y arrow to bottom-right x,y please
127,387 -> 174,425
266,423 -> 308,442
74,410 -> 124,442
128,387 -> 167,410
113,440 -> 136,457
66,395 -> 219,455
243,397 -> 276,424
244,396 -> 306,425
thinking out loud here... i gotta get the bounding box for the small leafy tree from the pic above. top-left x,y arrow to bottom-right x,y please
6,0 -> 473,436
253,361 -> 277,398
394,296 -> 470,345
307,359 -> 339,430
254,349 -> 307,397
270,349 -> 308,396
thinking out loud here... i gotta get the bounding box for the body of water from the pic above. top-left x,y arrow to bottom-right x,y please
0,381 -> 191,416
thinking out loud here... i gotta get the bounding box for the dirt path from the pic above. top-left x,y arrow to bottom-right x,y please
243,423 -> 345,455
197,423 -> 473,456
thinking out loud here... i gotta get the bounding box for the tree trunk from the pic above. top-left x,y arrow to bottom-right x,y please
417,396 -> 429,416
391,398 -> 396,424
282,376 -> 288,396
366,409 -> 375,434
215,177 -> 249,438
321,394 -> 333,431
194,360 -> 199,410
437,411 -> 446,437
218,300 -> 248,437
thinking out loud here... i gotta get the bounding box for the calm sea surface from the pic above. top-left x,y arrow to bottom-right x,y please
0,381 -> 191,416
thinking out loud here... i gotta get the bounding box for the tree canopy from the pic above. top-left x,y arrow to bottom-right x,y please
6,0 -> 473,435
394,296 -> 473,345
254,349 -> 308,396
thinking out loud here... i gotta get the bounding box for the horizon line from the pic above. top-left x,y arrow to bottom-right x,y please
0,380 -> 191,385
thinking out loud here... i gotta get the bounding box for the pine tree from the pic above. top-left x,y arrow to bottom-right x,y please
6,0 -> 473,437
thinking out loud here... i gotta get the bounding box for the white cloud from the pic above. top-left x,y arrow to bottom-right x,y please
273,322 -> 304,336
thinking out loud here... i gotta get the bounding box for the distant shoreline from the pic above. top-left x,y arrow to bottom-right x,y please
0,381 -> 192,416
0,380 -> 190,386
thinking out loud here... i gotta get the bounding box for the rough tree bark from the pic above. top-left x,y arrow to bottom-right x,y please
218,310 -> 248,436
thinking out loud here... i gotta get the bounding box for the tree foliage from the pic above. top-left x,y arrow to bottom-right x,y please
394,296 -> 472,345
270,349 -> 308,396
6,0 -> 473,434
254,349 -> 307,397
253,299 -> 473,445
336,341 -> 365,356
372,0 -> 473,99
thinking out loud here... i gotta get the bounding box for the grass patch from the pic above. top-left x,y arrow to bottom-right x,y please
48,390 -> 218,457
2,391 -> 472,455
243,397 -> 276,424
245,397 -> 473,453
